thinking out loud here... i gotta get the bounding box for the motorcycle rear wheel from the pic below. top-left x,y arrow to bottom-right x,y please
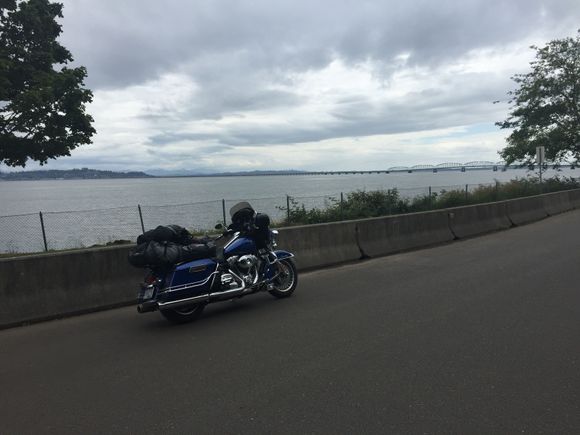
268,258 -> 298,298
160,303 -> 206,324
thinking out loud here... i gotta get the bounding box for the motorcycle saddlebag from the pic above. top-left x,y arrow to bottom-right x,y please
158,258 -> 219,303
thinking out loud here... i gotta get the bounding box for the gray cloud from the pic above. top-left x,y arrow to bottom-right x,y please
173,83 -> 303,121
45,0 -> 580,171
61,0 -> 579,90
142,69 -> 512,150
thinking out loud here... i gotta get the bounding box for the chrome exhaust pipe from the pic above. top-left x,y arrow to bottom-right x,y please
137,301 -> 158,313
209,270 -> 246,300
157,294 -> 209,310
154,270 -> 248,310
209,286 -> 246,301
155,286 -> 247,310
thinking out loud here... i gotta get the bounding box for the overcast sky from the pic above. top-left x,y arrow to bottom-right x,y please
15,0 -> 580,172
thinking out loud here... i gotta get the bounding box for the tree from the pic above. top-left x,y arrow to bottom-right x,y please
497,30 -> 580,165
0,0 -> 95,167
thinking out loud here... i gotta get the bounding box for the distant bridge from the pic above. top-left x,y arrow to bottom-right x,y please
296,162 -> 575,176
179,162 -> 576,177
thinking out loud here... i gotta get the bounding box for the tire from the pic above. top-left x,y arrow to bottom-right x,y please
268,258 -> 298,298
160,303 -> 206,324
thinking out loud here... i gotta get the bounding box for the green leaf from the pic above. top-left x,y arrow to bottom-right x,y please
0,0 -> 95,167
498,30 -> 580,166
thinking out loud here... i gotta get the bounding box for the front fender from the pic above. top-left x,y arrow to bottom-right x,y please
274,250 -> 294,260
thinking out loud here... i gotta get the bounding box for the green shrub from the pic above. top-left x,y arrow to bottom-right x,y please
433,189 -> 471,209
279,176 -> 580,226
280,189 -> 410,225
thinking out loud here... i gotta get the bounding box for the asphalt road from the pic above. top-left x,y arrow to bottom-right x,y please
1,210 -> 579,434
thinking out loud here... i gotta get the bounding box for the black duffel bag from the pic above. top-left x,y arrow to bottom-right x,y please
128,241 -> 216,268
137,225 -> 194,246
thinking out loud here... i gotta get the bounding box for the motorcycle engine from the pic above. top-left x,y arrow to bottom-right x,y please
227,255 -> 259,285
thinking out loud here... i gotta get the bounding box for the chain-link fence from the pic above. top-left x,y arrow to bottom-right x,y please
42,206 -> 144,251
0,197 -> 294,254
1,180 -> 577,254
0,212 -> 47,254
140,200 -> 224,233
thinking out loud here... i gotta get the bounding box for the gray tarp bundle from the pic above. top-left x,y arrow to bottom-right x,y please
128,225 -> 215,268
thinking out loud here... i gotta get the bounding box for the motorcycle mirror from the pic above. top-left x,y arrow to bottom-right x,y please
215,223 -> 224,230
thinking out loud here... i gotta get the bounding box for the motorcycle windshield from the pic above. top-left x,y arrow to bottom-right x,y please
229,201 -> 254,218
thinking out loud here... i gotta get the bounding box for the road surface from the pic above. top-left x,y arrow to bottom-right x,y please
1,210 -> 579,434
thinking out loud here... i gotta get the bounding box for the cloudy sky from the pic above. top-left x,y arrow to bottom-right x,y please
17,0 -> 580,172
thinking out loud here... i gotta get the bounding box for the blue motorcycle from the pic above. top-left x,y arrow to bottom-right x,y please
134,202 -> 298,323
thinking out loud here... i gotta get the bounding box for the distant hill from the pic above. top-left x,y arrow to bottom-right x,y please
149,169 -> 307,177
0,168 -> 153,181
0,168 -> 308,180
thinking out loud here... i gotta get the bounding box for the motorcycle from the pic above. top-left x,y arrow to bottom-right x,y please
134,202 -> 298,323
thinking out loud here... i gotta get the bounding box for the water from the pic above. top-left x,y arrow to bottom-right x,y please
0,168 -> 576,253
3,168 -> 575,214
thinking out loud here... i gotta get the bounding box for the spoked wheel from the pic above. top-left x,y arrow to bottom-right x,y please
268,258 -> 298,298
160,303 -> 206,324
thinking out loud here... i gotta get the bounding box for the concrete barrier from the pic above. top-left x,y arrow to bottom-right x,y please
505,195 -> 548,226
569,189 -> 580,209
0,245 -> 142,327
2,190 -> 579,328
542,190 -> 574,216
356,210 -> 454,257
277,221 -> 361,270
0,222 -> 363,327
448,201 -> 512,239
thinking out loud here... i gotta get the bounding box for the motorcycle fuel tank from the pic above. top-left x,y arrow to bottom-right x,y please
224,236 -> 257,256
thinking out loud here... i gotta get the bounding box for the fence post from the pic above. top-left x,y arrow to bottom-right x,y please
137,205 -> 145,233
465,184 -> 469,202
222,199 -> 227,226
340,192 -> 344,220
286,195 -> 291,223
495,181 -> 499,200
428,186 -> 432,208
39,211 -> 48,252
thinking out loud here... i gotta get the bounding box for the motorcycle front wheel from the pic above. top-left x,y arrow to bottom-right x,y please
268,258 -> 298,298
160,303 -> 206,324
